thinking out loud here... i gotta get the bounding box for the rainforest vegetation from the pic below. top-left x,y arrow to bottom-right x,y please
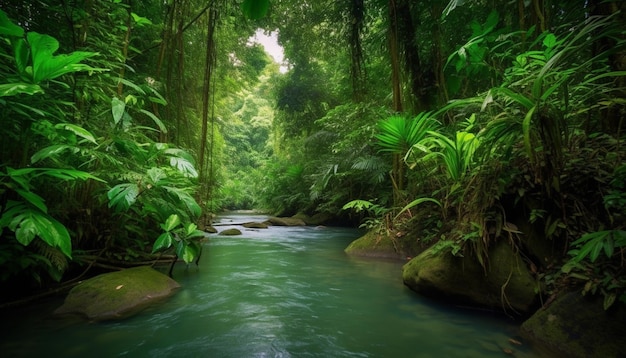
1,0 -> 625,319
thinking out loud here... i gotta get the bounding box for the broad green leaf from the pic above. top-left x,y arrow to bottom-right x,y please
27,32 -> 97,83
161,214 -> 181,232
30,145 -> 77,164
14,189 -> 48,213
163,186 -> 201,217
112,97 -> 126,125
185,222 -> 198,236
176,241 -> 198,264
131,12 -> 153,26
147,167 -> 167,186
46,218 -> 72,257
107,183 -> 139,211
55,123 -> 97,144
0,83 -> 43,97
543,33 -> 557,48
169,156 -> 198,178
139,109 -> 168,133
117,78 -> 146,95
241,0 -> 270,20
15,216 -> 37,246
0,9 -> 24,37
148,96 -> 167,105
589,240 -> 604,262
31,168 -> 103,182
12,37 -> 29,77
9,207 -> 72,257
152,232 -> 173,253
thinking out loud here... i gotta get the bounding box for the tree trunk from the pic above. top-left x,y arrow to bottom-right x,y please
198,5 -> 218,204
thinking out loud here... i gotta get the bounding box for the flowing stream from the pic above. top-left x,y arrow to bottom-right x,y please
0,213 -> 541,357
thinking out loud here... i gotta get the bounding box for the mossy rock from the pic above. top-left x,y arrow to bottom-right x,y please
345,230 -> 406,260
266,217 -> 306,226
402,241 -> 538,315
242,222 -> 268,229
219,228 -> 242,235
292,212 -> 333,226
54,266 -> 180,321
520,291 -> 626,357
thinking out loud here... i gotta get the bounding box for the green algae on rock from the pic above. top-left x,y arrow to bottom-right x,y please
54,266 -> 180,321
520,291 -> 626,358
344,230 -> 407,260
402,241 -> 538,315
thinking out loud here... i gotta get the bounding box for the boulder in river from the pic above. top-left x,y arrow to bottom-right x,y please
242,222 -> 269,229
266,216 -> 306,226
219,228 -> 242,235
345,230 -> 407,260
520,291 -> 626,357
402,240 -> 538,315
54,266 -> 180,321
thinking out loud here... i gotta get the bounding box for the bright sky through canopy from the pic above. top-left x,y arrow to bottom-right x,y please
251,29 -> 287,73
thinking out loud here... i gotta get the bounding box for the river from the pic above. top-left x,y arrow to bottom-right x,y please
0,213 -> 541,357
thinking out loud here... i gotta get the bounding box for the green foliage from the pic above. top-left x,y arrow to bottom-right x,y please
152,214 -> 205,264
0,9 -> 100,92
562,230 -> 626,310
241,0 -> 270,20
342,199 -> 390,230
423,130 -> 480,182
376,112 -> 439,154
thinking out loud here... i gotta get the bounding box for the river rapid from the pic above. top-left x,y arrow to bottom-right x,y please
0,213 -> 542,357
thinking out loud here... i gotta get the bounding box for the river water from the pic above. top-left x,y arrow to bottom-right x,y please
0,213 -> 541,357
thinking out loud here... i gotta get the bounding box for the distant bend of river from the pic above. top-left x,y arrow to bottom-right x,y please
0,213 -> 541,357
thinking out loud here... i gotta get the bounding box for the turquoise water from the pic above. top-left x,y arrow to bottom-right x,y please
0,214 -> 541,357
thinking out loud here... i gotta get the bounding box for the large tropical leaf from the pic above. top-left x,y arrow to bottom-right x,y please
0,83 -> 43,97
27,32 -> 97,83
1,201 -> 72,257
0,9 -> 24,37
376,112 -> 439,154
162,186 -> 201,217
107,183 -> 140,211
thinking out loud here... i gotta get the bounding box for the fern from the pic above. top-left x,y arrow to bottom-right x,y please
31,239 -> 68,282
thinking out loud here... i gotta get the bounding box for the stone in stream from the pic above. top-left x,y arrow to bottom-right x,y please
218,228 -> 242,235
242,222 -> 268,229
265,216 -> 306,226
520,291 -> 626,357
54,266 -> 180,321
402,240 -> 538,316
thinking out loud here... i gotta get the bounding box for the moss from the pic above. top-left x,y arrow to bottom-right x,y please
345,230 -> 406,259
219,228 -> 242,235
54,266 -> 180,321
521,291 -> 626,357
402,241 -> 538,315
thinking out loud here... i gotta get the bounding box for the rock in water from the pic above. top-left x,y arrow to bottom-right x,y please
520,291 -> 626,357
242,222 -> 268,229
266,217 -> 306,226
219,228 -> 242,235
54,266 -> 180,321
402,241 -> 538,315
